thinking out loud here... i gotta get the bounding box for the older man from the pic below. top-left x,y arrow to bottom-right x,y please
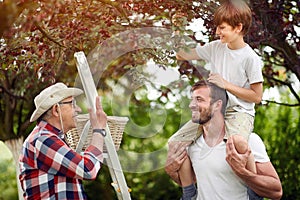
19,82 -> 107,199
165,80 -> 282,200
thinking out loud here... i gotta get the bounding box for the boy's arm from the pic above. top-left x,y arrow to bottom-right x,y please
208,73 -> 263,104
226,82 -> 263,104
176,48 -> 200,60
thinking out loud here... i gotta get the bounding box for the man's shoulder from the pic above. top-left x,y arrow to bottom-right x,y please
249,133 -> 270,162
249,133 -> 264,144
188,135 -> 205,152
249,132 -> 267,151
249,132 -> 262,139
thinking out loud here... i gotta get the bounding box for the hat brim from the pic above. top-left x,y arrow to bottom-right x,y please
30,88 -> 83,122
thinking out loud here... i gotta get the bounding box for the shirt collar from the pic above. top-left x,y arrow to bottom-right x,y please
38,120 -> 64,139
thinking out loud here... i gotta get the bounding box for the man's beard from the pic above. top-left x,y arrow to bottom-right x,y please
191,107 -> 213,125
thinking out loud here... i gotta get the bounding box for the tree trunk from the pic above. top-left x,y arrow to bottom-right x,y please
5,137 -> 24,200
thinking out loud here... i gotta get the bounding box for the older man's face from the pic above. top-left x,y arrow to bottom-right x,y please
189,87 -> 213,125
58,97 -> 82,133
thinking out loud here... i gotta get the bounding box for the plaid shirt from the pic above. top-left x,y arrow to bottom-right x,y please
19,121 -> 103,200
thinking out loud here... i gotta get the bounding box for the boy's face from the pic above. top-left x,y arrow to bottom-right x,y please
215,22 -> 242,44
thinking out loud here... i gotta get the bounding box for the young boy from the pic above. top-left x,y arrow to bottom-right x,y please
169,0 -> 263,199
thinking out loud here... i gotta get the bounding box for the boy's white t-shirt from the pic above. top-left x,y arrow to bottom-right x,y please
195,40 -> 264,116
188,133 -> 269,200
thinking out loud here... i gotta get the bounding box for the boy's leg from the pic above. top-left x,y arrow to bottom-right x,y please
225,109 -> 256,173
179,156 -> 195,187
225,109 -> 262,199
168,120 -> 202,143
179,156 -> 197,200
168,120 -> 201,200
224,108 -> 254,140
232,134 -> 256,173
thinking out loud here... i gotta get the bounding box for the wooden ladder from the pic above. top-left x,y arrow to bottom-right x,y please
74,51 -> 131,200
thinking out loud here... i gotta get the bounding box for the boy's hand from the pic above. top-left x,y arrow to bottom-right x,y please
172,12 -> 188,27
207,73 -> 228,89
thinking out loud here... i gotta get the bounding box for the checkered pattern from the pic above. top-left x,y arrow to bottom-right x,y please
19,121 -> 103,200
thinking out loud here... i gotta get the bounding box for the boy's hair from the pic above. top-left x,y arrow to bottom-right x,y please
213,0 -> 252,35
191,80 -> 228,116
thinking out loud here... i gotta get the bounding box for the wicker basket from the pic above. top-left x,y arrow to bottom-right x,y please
65,114 -> 128,152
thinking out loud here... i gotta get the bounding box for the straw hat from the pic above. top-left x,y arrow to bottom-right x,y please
30,82 -> 83,122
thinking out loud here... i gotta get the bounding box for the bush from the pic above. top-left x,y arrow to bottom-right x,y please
254,104 -> 300,200
0,158 -> 18,200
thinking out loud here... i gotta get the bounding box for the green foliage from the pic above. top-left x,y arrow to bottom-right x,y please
84,167 -> 181,200
124,170 -> 181,200
0,158 -> 18,200
83,82 -> 300,199
82,80 -> 190,199
254,103 -> 300,199
83,166 -> 117,199
1,0 -> 299,199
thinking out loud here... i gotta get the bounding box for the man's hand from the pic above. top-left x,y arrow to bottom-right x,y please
225,136 -> 250,175
89,96 -> 107,158
89,96 -> 107,130
165,141 -> 189,185
226,136 -> 283,199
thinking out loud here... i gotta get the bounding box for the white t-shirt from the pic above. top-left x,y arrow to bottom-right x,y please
188,133 -> 269,200
195,40 -> 264,116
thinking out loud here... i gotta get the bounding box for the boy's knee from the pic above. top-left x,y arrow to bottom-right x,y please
232,134 -> 248,154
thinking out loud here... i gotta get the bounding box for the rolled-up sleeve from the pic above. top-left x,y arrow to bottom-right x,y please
35,133 -> 102,180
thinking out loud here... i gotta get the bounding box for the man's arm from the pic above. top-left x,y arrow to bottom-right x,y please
226,136 -> 283,199
36,134 -> 102,180
165,141 -> 189,186
246,162 -> 282,199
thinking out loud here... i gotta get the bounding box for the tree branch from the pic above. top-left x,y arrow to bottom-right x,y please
262,100 -> 300,107
0,85 -> 25,100
34,21 -> 65,48
263,73 -> 300,104
99,0 -> 129,22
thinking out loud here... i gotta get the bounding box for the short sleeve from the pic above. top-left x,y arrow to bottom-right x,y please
195,41 -> 217,62
248,133 -> 270,163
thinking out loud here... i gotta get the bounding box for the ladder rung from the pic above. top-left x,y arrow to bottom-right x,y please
111,182 -> 132,193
